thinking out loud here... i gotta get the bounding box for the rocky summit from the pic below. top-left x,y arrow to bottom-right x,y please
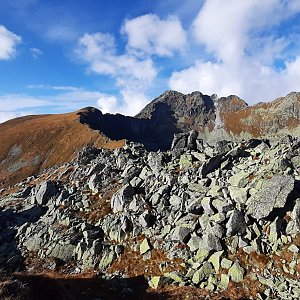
1,129 -> 300,299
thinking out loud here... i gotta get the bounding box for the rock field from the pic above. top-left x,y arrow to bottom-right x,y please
1,131 -> 300,299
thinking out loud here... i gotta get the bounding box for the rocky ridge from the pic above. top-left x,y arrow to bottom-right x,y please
2,90 -> 300,190
1,132 -> 300,299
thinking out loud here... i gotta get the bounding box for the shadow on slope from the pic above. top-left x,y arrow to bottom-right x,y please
11,274 -> 154,300
78,104 -> 181,151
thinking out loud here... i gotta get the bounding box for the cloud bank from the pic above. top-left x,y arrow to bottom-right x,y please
76,14 -> 186,115
169,0 -> 300,103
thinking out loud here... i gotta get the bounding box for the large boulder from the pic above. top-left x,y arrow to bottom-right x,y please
226,210 -> 246,236
33,181 -> 58,205
111,184 -> 135,213
246,175 -> 294,219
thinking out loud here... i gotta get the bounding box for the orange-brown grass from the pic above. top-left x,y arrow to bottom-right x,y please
79,182 -> 121,223
292,233 -> 300,247
85,193 -> 112,224
108,247 -> 185,278
0,109 -> 125,189
221,95 -> 300,137
229,247 -> 300,282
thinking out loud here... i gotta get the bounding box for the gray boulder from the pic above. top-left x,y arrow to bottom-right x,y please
88,174 -> 101,193
226,210 -> 246,236
170,226 -> 191,243
147,152 -> 165,173
111,184 -> 135,213
247,175 -> 294,219
34,181 -> 57,205
48,243 -> 76,261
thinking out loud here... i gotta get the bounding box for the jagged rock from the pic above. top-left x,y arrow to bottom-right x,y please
187,131 -> 198,150
19,205 -> 44,221
247,175 -> 295,219
200,233 -> 222,252
212,199 -> 233,213
221,258 -> 232,269
2,133 -> 300,293
226,210 -> 246,236
228,172 -> 249,188
179,154 -> 193,169
267,217 -> 283,244
171,133 -> 187,150
286,199 -> 300,235
170,226 -> 191,244
33,181 -> 57,205
147,152 -> 165,173
201,197 -> 214,215
171,131 -> 198,151
228,186 -> 248,204
88,174 -> 101,193
99,250 -> 116,270
164,272 -> 185,284
201,155 -> 223,177
14,186 -> 32,198
194,248 -> 210,264
169,195 -> 182,207
187,235 -> 202,252
288,244 -> 299,253
140,238 -> 151,254
208,251 -> 223,273
149,276 -> 163,289
48,243 -> 75,261
218,274 -> 230,290
192,262 -> 214,284
111,184 -> 135,213
228,262 -> 245,282
139,212 -> 154,228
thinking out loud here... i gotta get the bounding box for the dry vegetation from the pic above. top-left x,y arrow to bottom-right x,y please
222,94 -> 300,137
0,108 -> 124,189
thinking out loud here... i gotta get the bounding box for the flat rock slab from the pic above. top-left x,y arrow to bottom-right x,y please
246,175 -> 294,219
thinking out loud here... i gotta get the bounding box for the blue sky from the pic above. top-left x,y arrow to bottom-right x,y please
0,0 -> 300,122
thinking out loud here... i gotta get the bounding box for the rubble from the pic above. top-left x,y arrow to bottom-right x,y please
1,133 -> 300,298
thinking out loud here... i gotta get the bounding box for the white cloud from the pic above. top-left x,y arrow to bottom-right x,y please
76,12 -> 188,116
77,33 -> 157,83
30,47 -> 43,58
119,89 -> 149,116
288,0 -> 300,11
169,57 -> 300,102
27,84 -> 78,91
76,32 -> 158,115
0,25 -> 21,60
122,14 -> 187,57
169,0 -> 300,104
191,0 -> 295,62
97,95 -> 118,114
